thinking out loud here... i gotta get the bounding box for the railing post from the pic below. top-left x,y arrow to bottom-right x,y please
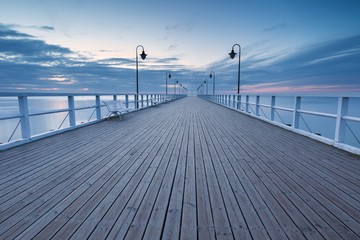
134,94 -> 137,109
292,96 -> 301,129
270,96 -> 275,121
245,95 -> 249,113
95,95 -> 101,120
335,97 -> 349,143
113,95 -> 117,101
237,95 -> 240,110
125,95 -> 129,108
68,96 -> 76,127
18,96 -> 31,139
256,96 -> 260,116
141,95 -> 144,108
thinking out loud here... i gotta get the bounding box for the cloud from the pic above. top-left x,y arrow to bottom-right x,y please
165,21 -> 193,33
0,24 -> 33,38
168,44 -> 178,51
0,24 -> 192,93
241,35 -> 360,92
36,25 -> 55,31
263,23 -> 286,32
5,23 -> 55,32
206,34 -> 360,93
1,23 -> 359,94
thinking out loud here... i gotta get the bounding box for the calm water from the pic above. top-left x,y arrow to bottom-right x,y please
1,95 -> 359,148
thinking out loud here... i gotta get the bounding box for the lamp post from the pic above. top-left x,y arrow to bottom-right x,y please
209,71 -> 215,95
228,43 -> 241,94
175,80 -> 179,94
196,84 -> 202,95
204,80 -> 208,95
166,72 -> 171,95
136,45 -> 147,108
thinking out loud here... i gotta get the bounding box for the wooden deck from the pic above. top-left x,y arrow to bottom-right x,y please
1,96 -> 360,240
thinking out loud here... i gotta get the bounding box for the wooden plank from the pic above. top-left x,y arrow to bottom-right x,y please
197,110 -> 234,239
179,111 -> 197,239
160,109 -> 189,239
193,112 -> 216,240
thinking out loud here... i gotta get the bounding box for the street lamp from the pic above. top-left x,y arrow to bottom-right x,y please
166,72 -> 171,95
196,84 -> 202,95
204,80 -> 208,95
209,71 -> 215,95
136,45 -> 147,108
228,44 -> 241,94
175,80 -> 179,94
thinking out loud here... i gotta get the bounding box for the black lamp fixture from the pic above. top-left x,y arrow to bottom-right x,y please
229,49 -> 236,59
228,44 -> 241,94
140,50 -> 147,60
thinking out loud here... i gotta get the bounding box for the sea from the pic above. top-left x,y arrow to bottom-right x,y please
0,95 -> 359,149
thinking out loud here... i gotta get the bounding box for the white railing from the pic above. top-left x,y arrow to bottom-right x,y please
0,92 -> 185,150
200,93 -> 360,155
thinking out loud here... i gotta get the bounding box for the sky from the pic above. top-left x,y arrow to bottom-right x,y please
0,0 -> 360,94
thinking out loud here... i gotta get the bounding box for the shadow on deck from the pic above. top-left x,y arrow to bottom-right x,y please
1,96 -> 360,239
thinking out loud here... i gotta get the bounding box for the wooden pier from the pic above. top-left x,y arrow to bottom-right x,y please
0,96 -> 360,239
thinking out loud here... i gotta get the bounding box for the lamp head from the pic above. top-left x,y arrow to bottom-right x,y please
204,80 -> 206,83
229,49 -> 236,59
209,73 -> 213,78
168,73 -> 171,78
140,50 -> 147,60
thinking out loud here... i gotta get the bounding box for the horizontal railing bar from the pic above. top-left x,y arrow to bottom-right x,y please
258,103 -> 271,108
0,92 -> 180,97
30,108 -> 70,117
274,106 -> 293,112
0,114 -> 22,121
297,109 -> 337,118
342,115 -> 360,122
74,105 -> 105,111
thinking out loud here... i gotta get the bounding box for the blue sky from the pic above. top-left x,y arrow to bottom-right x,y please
0,0 -> 360,94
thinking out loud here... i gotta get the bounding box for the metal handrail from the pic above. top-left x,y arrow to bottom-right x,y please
200,94 -> 360,155
0,93 -> 186,149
